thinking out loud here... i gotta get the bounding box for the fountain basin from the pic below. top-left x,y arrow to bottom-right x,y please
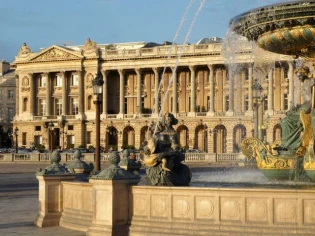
230,0 -> 315,57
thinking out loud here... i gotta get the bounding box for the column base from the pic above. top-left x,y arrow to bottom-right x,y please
207,111 -> 215,117
117,113 -> 124,119
34,213 -> 61,227
187,112 -> 196,117
225,111 -> 234,116
245,111 -> 254,117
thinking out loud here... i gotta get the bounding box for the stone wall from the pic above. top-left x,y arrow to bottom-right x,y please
55,181 -> 315,235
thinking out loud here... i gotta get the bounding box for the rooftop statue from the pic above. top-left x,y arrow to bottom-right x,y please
83,38 -> 98,54
18,42 -> 31,56
143,112 -> 191,186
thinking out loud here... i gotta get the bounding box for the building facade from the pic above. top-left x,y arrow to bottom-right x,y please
0,60 -> 16,132
13,38 -> 295,152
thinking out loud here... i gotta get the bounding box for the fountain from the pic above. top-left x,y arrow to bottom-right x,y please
229,0 -> 315,181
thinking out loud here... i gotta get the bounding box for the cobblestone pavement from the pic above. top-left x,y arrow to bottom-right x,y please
0,162 -> 233,235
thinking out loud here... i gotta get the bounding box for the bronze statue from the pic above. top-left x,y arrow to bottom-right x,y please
143,112 -> 191,186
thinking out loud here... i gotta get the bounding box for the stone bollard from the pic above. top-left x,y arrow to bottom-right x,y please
87,151 -> 140,236
34,150 -> 75,227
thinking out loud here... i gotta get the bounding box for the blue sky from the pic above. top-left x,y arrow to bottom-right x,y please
0,0 -> 291,62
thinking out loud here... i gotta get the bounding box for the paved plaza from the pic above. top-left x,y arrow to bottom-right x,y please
0,163 -> 85,236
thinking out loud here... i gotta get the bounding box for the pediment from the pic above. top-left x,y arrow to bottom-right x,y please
29,45 -> 83,62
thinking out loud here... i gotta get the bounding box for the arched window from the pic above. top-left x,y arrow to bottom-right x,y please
23,97 -> 28,112
87,95 -> 93,110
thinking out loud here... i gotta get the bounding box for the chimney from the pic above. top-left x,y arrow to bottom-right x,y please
0,60 -> 10,76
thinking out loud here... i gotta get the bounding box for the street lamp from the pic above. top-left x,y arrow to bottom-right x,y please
14,127 -> 19,153
252,79 -> 262,139
48,121 -> 54,152
92,72 -> 104,171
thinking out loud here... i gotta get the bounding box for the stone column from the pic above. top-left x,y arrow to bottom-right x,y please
267,69 -> 274,115
135,68 -> 142,114
15,74 -> 19,117
226,69 -> 234,116
45,73 -> 51,116
288,61 -> 294,109
189,65 -> 196,116
207,64 -> 215,116
246,65 -> 254,116
78,70 -> 84,117
172,67 -> 177,114
29,73 -> 35,116
153,67 -> 159,116
118,69 -> 125,118
101,70 -> 109,117
61,72 -> 67,116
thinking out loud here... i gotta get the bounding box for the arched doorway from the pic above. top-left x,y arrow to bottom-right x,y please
123,126 -> 135,148
194,124 -> 207,152
213,125 -> 227,153
273,123 -> 282,143
233,124 -> 246,153
176,125 -> 189,149
106,127 -> 118,151
140,126 -> 151,147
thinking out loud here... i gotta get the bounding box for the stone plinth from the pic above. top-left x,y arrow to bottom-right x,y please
86,179 -> 139,236
34,175 -> 75,227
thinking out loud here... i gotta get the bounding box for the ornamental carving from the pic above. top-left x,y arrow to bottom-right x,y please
83,38 -> 98,54
22,76 -> 29,86
36,49 -> 70,61
85,73 -> 93,88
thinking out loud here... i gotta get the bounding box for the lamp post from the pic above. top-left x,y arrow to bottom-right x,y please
48,121 -> 54,152
14,127 -> 19,153
92,72 -> 104,171
252,79 -> 262,139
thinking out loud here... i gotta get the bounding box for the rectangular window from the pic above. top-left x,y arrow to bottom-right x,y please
0,90 -> 2,100
55,98 -> 62,115
207,96 -> 210,111
284,94 -> 288,110
35,126 -> 41,131
71,98 -> 79,115
68,125 -> 74,131
40,99 -> 46,116
124,98 -> 127,114
72,74 -> 78,86
264,97 -> 268,111
22,132 -> 27,146
8,90 -> 14,99
8,108 -> 13,121
56,75 -> 63,87
87,131 -> 91,144
225,95 -> 229,111
244,95 -> 249,111
244,69 -> 249,81
284,67 -> 289,79
40,76 -> 47,87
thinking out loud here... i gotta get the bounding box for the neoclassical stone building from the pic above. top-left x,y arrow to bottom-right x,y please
13,38 -> 295,152
0,60 -> 16,131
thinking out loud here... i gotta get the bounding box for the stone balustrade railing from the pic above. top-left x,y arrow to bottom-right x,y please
0,152 -> 244,163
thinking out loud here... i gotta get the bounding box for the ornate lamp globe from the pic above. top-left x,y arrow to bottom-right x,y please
14,127 -> 19,136
48,121 -> 54,131
92,72 -> 104,95
252,79 -> 262,99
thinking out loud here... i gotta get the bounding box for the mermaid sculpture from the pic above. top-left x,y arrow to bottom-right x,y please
143,112 -> 191,186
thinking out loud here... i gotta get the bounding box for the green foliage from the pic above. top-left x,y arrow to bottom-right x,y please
142,108 -> 152,114
78,145 -> 86,148
88,145 -> 94,150
66,144 -> 74,149
35,143 -> 45,150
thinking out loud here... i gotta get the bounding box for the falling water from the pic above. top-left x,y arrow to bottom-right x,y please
147,0 -> 195,134
153,0 -> 206,135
